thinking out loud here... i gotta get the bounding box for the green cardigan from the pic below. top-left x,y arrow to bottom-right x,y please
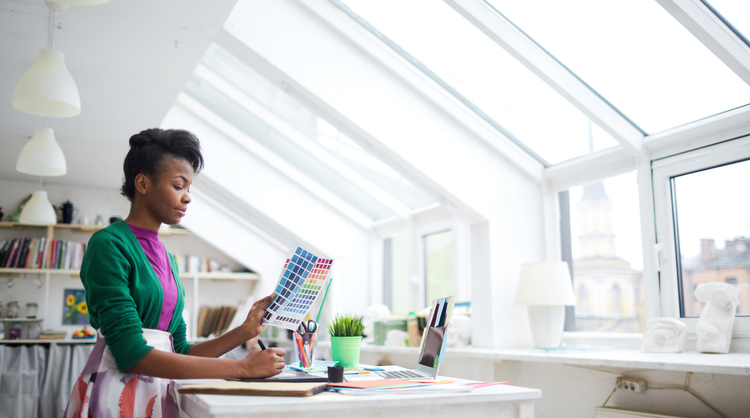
81,221 -> 192,372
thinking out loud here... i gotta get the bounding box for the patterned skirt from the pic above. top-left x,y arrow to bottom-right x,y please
64,329 -> 179,418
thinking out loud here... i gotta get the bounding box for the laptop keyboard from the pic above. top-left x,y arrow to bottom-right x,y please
375,370 -> 428,379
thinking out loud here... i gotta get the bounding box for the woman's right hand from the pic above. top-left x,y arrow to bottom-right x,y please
238,346 -> 286,378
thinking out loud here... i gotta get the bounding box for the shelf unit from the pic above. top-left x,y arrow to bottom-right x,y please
0,339 -> 95,344
0,222 -> 260,341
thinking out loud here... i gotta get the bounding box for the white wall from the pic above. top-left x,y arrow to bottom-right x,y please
224,0 -> 545,348
495,361 -> 750,418
359,348 -> 750,418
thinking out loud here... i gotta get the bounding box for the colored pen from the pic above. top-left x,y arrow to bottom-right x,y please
258,339 -> 267,350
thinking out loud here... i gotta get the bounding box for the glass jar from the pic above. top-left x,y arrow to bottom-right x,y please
26,303 -> 38,318
6,301 -> 19,318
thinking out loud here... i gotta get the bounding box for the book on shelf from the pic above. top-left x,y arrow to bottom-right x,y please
38,330 -> 68,340
0,237 -> 86,270
171,253 -> 222,274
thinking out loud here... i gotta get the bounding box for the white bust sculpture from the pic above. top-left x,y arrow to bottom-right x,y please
446,314 -> 472,348
641,318 -> 686,353
694,282 -> 740,354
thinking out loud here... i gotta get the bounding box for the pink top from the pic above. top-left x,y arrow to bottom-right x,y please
128,224 -> 177,331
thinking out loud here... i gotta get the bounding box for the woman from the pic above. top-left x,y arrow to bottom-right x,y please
65,128 -> 285,418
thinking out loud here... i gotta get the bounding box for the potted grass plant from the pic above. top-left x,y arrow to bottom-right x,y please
327,313 -> 365,368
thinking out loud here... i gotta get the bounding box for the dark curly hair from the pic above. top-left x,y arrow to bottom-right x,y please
121,128 -> 204,201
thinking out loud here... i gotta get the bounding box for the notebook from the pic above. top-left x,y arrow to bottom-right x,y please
376,295 -> 455,380
178,381 -> 327,397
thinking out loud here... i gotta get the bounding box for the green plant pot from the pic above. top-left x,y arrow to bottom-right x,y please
330,336 -> 362,368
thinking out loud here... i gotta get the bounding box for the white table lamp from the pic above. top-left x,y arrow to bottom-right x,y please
515,262 -> 576,348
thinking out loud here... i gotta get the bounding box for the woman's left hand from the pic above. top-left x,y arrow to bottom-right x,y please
243,293 -> 275,338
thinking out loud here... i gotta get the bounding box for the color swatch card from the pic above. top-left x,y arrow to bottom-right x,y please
262,247 -> 334,330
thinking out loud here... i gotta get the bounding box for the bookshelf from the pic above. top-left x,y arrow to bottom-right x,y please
0,222 -> 260,341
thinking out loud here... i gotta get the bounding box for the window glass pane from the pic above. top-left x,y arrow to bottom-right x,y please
341,0 -> 619,165
569,171 -> 645,332
424,230 -> 453,304
183,75 -> 395,220
671,159 -> 750,317
384,234 -> 409,314
201,44 -> 435,210
707,0 -> 750,42
488,0 -> 750,134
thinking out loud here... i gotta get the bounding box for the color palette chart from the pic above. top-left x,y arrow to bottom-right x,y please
262,246 -> 334,330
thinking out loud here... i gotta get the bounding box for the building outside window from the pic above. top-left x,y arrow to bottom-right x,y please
568,170 -> 644,332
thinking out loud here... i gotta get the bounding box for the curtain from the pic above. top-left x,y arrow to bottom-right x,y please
0,343 -> 94,418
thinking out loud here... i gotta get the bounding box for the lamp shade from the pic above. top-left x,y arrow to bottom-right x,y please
16,127 -> 67,176
46,0 -> 111,5
12,48 -> 81,118
514,262 -> 576,306
19,191 -> 57,225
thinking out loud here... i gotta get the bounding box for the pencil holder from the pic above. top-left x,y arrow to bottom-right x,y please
293,328 -> 318,369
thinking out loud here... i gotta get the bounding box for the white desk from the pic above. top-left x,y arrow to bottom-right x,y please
176,374 -> 540,418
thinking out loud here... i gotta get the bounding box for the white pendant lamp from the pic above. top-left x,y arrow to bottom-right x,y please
19,191 -> 57,225
46,0 -> 111,5
12,48 -> 81,118
16,127 -> 68,177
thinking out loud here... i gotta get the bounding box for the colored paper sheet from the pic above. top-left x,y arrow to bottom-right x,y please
327,379 -> 423,389
262,247 -> 334,331
464,381 -> 510,389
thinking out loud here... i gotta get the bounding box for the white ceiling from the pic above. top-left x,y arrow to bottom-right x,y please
0,0 -> 238,188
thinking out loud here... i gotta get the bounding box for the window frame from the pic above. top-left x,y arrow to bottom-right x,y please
375,211 -> 468,313
419,225 -> 454,308
651,135 -> 750,335
414,218 -> 455,310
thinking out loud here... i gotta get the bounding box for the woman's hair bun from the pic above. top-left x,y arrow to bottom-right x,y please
128,129 -> 156,148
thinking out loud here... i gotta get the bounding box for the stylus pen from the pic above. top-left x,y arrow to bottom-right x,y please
258,339 -> 267,350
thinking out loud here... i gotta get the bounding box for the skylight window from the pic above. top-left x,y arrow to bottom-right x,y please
199,44 -> 436,212
707,0 -> 750,44
488,0 -> 750,134
341,0 -> 620,165
183,75 -> 397,221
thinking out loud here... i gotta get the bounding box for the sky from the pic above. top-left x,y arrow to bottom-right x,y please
673,160 -> 750,259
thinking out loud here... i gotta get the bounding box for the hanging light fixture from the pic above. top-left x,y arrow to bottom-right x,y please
16,127 -> 67,177
12,47 -> 81,118
12,2 -> 81,118
19,190 -> 57,226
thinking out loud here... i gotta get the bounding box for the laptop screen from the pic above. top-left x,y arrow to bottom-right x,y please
416,295 -> 454,374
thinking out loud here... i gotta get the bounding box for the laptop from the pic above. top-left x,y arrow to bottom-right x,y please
375,295 -> 455,380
